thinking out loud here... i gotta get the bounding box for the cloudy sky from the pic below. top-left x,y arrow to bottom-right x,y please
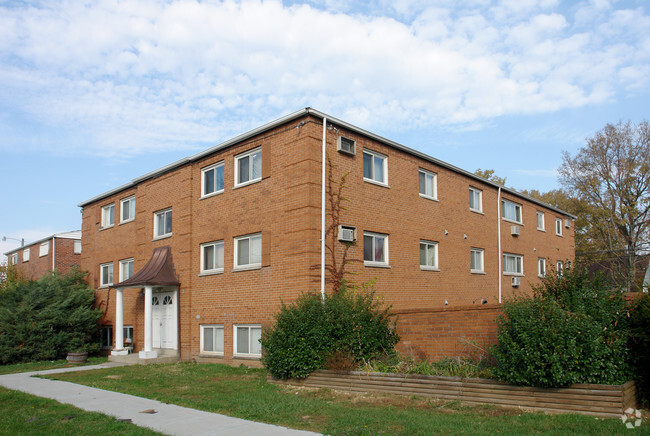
1,0 -> 649,260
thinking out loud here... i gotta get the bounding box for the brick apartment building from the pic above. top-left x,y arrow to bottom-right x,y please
4,231 -> 82,280
78,108 -> 574,364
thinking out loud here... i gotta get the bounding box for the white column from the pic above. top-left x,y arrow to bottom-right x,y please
111,288 -> 128,356
139,286 -> 157,359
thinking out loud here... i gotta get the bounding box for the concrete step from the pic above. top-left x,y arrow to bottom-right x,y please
108,350 -> 179,365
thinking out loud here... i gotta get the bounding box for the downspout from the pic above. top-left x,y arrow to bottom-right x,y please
52,237 -> 56,273
321,117 -> 327,301
497,187 -> 502,304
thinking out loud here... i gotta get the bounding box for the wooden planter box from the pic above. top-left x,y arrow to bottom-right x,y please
268,370 -> 637,418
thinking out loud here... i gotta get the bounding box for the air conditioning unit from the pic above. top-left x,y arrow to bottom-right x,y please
337,225 -> 357,242
564,219 -> 572,229
510,225 -> 520,236
337,136 -> 356,155
511,277 -> 521,287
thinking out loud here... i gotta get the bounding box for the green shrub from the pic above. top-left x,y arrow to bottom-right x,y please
261,284 -> 400,379
630,293 -> 650,405
492,265 -> 632,388
0,268 -> 102,364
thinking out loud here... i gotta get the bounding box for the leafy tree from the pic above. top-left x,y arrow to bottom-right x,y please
474,168 -> 506,186
559,120 -> 650,290
0,263 -> 25,293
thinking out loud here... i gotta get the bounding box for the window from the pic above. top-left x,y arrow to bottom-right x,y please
123,325 -> 134,346
201,241 -> 224,274
502,199 -> 522,224
420,240 -> 438,270
100,262 -> 114,287
119,258 -> 134,282
101,204 -> 115,228
234,233 -> 261,269
537,211 -> 545,231
363,149 -> 387,185
234,325 -> 262,357
23,248 -> 30,262
154,208 -> 172,238
555,218 -> 563,236
120,196 -> 135,223
418,169 -> 437,200
100,326 -> 113,349
364,232 -> 389,266
73,240 -> 82,254
39,241 -> 49,257
557,260 -> 564,276
469,187 -> 483,213
10,253 -> 17,265
202,162 -> 225,197
471,248 -> 484,273
200,325 -> 224,355
538,258 -> 546,277
235,148 -> 262,187
503,253 -> 523,275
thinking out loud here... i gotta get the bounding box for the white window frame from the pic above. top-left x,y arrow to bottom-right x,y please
234,148 -> 262,188
123,325 -> 134,346
555,218 -> 563,236
471,248 -> 484,273
538,258 -> 546,277
557,260 -> 564,276
73,240 -> 82,254
363,231 -> 389,267
234,233 -> 262,270
419,240 -> 439,270
154,208 -> 172,239
100,326 -> 113,349
10,253 -> 17,265
233,324 -> 262,358
469,187 -> 483,213
418,169 -> 437,200
503,253 -> 523,276
502,199 -> 522,224
119,258 -> 134,282
201,240 -> 224,274
200,325 -> 224,355
363,149 -> 388,186
201,161 -> 225,198
39,241 -> 49,257
120,196 -> 135,223
100,262 -> 114,287
101,203 -> 115,228
537,211 -> 545,231
23,248 -> 30,262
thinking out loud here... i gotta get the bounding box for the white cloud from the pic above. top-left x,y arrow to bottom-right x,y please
0,0 -> 648,157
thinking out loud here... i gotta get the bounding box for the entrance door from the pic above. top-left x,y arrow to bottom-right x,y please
152,290 -> 177,349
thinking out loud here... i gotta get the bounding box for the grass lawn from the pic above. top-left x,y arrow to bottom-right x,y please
46,362 -> 646,435
0,356 -> 108,375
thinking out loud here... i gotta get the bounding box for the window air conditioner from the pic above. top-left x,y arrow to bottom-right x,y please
564,219 -> 572,229
510,225 -> 520,236
337,225 -> 357,242
337,136 -> 356,156
511,277 -> 521,287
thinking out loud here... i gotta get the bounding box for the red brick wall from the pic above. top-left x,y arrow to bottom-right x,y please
8,237 -> 81,280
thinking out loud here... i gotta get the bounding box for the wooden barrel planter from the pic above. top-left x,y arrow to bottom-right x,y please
66,352 -> 88,364
269,370 -> 637,418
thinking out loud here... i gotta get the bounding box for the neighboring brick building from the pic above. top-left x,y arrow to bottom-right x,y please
4,231 -> 82,280
78,108 -> 575,364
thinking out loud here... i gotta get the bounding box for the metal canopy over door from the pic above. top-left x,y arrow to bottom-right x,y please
152,289 -> 177,349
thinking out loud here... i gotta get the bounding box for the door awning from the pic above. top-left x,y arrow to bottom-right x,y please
115,246 -> 180,288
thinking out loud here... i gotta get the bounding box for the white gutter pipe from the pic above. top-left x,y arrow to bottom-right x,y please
497,187 -> 502,304
321,118 -> 327,301
52,237 -> 56,273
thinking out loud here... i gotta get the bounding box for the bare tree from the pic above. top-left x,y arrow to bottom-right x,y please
559,120 -> 650,290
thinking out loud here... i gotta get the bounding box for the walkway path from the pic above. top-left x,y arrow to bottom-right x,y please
0,363 -> 319,436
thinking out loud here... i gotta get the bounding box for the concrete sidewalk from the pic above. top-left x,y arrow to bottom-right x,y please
0,363 -> 319,436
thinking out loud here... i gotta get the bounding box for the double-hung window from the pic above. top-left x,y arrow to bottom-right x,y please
471,248 -> 484,273
503,253 -> 523,275
40,241 -> 49,257
363,149 -> 387,185
154,208 -> 172,239
235,148 -> 262,187
23,248 -> 30,262
119,258 -> 134,282
121,196 -> 135,223
364,231 -> 389,266
538,258 -> 546,277
74,240 -> 82,254
101,204 -> 115,228
555,218 -> 563,236
537,211 -> 545,231
557,261 -> 564,276
100,326 -> 113,349
234,233 -> 261,269
202,162 -> 225,197
234,325 -> 262,358
420,240 -> 438,270
201,240 -> 224,274
502,199 -> 522,224
201,325 -> 224,355
100,262 -> 114,287
469,187 -> 482,213
10,253 -> 17,265
418,169 -> 437,200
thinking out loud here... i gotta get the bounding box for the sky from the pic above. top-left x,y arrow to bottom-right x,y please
1,0 -> 649,261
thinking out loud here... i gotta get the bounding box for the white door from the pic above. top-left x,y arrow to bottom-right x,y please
152,290 -> 177,349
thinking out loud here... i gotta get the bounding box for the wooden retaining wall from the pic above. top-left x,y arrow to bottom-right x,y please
269,370 -> 637,418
